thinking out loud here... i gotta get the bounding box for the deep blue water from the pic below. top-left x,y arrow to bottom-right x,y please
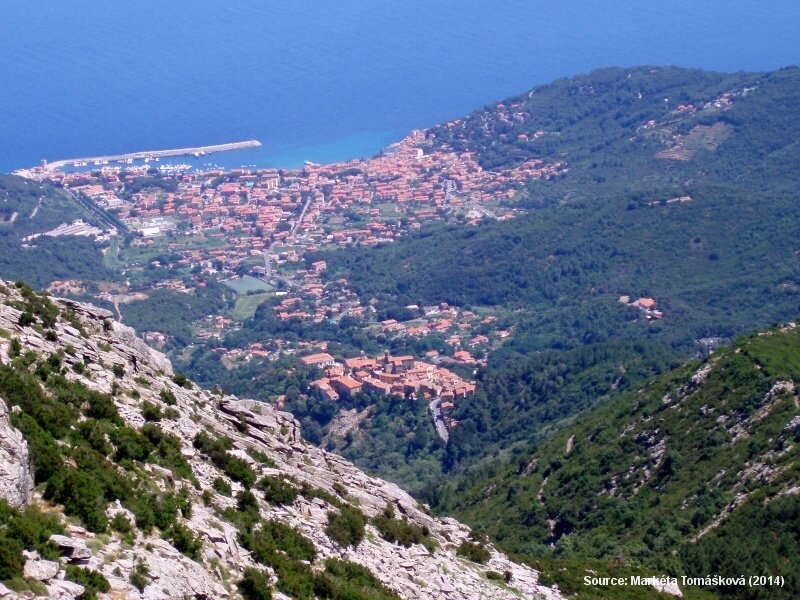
1,0 -> 798,172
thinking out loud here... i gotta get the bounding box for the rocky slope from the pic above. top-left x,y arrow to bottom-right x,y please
0,280 -> 563,600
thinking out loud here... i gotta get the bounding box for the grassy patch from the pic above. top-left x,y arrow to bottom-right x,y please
232,292 -> 273,320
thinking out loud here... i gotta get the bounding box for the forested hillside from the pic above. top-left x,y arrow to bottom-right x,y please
311,66 -> 800,475
0,281 -> 561,600
5,66 -> 800,599
436,324 -> 800,599
318,67 -> 800,355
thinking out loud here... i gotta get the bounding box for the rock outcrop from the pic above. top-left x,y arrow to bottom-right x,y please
0,397 -> 33,509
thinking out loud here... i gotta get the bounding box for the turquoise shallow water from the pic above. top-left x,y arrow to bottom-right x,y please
1,0 -> 798,172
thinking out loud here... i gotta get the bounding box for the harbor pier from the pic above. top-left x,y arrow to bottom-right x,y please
42,140 -> 262,170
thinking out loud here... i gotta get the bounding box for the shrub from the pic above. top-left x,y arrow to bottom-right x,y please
0,536 -> 24,581
141,425 -> 194,480
8,337 -> 21,358
65,566 -> 110,600
257,476 -> 298,506
247,448 -> 277,467
193,432 -> 255,488
314,558 -> 400,600
0,500 -> 63,580
372,506 -> 437,552
239,567 -> 273,600
237,490 -> 259,514
7,505 -> 64,560
237,519 -> 316,570
456,540 -> 491,564
141,401 -> 163,422
129,559 -> 149,592
212,477 -> 232,496
110,513 -> 133,534
110,426 -> 153,463
271,556 -> 315,599
172,373 -> 191,388
325,506 -> 366,548
224,455 -> 256,489
44,469 -> 108,533
160,387 -> 177,405
169,523 -> 203,560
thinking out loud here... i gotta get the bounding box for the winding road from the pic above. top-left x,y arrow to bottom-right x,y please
428,398 -> 449,443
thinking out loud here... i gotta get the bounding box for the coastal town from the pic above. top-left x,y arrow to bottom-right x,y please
20,129 -> 564,245
14,127 -> 563,433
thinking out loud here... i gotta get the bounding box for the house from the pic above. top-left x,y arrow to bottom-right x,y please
362,377 -> 392,396
330,376 -> 363,398
300,352 -> 337,368
310,379 -> 339,402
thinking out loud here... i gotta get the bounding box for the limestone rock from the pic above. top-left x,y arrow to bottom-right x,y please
50,535 -> 92,562
0,398 -> 33,508
45,579 -> 85,600
109,320 -> 173,376
23,556 -> 60,581
0,582 -> 22,599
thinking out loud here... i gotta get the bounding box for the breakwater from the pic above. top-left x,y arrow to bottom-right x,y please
43,140 -> 262,170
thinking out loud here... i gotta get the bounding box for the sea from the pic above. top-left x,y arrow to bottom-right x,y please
1,0 -> 798,173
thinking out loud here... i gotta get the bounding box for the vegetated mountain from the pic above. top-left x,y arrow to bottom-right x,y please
0,280 -> 563,600
437,323 -> 800,600
0,175 -> 116,289
306,65 -> 800,478
320,66 -> 800,354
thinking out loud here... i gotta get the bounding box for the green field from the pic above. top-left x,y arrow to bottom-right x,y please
374,202 -> 401,218
222,275 -> 274,295
231,292 -> 273,320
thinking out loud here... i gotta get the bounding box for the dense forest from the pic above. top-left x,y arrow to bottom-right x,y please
315,67 -> 800,357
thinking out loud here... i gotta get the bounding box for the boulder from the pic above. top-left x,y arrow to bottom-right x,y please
50,535 -> 92,562
23,557 -> 60,581
46,579 -> 85,600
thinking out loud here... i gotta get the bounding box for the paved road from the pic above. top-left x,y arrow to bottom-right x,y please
428,398 -> 449,443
